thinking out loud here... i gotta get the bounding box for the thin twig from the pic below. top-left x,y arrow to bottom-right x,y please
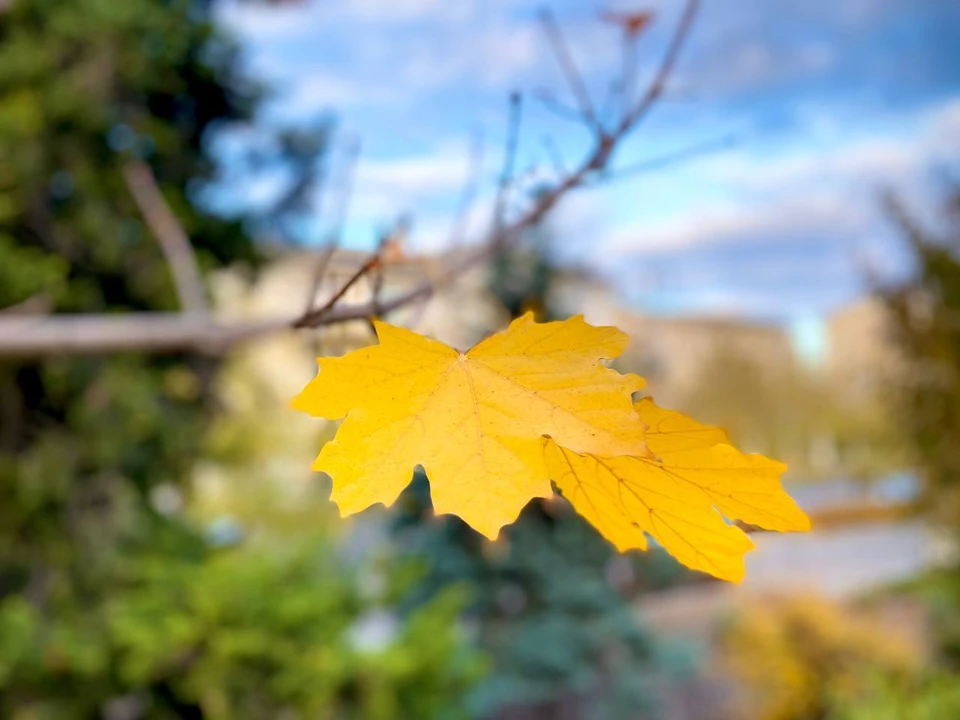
602,10 -> 653,116
532,90 -> 591,127
295,250 -> 381,328
0,0 -> 701,358
602,133 -> 737,182
538,10 -> 598,128
620,31 -> 639,118
621,0 -> 699,130
492,93 -> 523,230
304,137 -> 361,313
123,161 -> 208,315
510,153 -> 544,194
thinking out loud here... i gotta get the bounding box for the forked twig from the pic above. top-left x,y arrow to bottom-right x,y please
604,132 -> 737,183
538,10 -> 599,128
621,0 -> 699,129
533,89 -> 590,126
0,0 -> 701,357
295,250 -> 381,328
304,137 -> 360,313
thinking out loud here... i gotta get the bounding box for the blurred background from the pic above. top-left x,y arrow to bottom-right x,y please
1,0 -> 959,717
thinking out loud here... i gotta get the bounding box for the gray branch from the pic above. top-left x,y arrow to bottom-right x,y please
0,0 -> 700,360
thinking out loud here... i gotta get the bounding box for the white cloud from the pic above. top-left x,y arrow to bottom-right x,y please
275,74 -> 401,119
378,20 -> 541,93
220,0 -> 619,110
291,75 -> 364,108
929,98 -> 960,142
609,191 -> 870,256
360,151 -> 470,196
344,141 -> 479,224
609,97 -> 960,257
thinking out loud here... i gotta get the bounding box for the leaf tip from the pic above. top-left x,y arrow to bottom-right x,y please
793,508 -> 813,532
290,387 -> 311,414
370,319 -> 392,341
725,567 -> 747,585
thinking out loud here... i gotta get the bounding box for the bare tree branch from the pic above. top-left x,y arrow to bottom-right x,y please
620,0 -> 699,130
601,10 -> 654,119
602,132 -> 737,182
123,161 -> 208,315
0,313 -> 280,357
295,251 -> 381,329
0,0 -> 701,359
304,137 -> 360,314
538,10 -> 598,128
532,89 -> 591,127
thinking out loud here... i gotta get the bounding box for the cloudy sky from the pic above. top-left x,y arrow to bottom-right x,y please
214,0 -> 960,327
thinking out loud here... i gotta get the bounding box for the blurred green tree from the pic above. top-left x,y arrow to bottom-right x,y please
0,1 -> 483,716
881,188 -> 960,535
829,669 -> 960,720
879,187 -> 960,676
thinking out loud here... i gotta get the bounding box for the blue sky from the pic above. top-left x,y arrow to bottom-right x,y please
214,0 -> 960,325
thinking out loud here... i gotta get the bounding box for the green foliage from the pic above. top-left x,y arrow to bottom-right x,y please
0,6 -> 256,698
719,595 -> 919,720
893,570 -> 960,668
0,0 -> 258,315
881,189 -> 960,533
876,178 -> 960,720
829,670 -> 960,720
394,476 -> 679,719
0,535 -> 484,720
0,0 -> 485,716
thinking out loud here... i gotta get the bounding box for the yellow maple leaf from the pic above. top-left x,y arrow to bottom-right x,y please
544,398 -> 811,583
292,313 -> 649,538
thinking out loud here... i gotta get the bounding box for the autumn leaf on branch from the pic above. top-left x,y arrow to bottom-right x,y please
292,314 -> 810,581
545,398 -> 810,582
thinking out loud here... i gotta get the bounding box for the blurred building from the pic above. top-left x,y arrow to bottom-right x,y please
824,296 -> 904,403
617,313 -> 794,406
216,243 -> 507,353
